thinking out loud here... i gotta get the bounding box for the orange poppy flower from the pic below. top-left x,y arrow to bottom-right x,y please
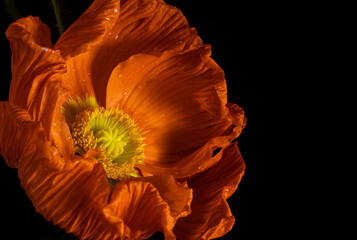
0,0 -> 246,239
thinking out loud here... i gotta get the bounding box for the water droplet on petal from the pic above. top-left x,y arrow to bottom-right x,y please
41,47 -> 51,52
223,187 -> 232,199
124,89 -> 129,98
114,8 -> 118,13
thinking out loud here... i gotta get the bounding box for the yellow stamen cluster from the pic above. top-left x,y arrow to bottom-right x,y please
63,98 -> 145,182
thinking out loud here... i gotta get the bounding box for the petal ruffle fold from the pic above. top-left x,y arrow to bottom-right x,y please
19,153 -> 113,239
6,16 -> 66,112
5,16 -> 73,158
173,143 -> 245,239
53,0 -> 121,101
106,46 -> 245,178
54,0 -> 120,58
105,175 -> 192,239
140,175 -> 193,221
0,101 -> 51,168
0,101 -> 67,173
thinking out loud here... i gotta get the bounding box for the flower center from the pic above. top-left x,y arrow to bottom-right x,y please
62,97 -> 145,182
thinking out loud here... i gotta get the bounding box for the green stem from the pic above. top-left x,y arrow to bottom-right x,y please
4,0 -> 21,21
51,0 -> 64,35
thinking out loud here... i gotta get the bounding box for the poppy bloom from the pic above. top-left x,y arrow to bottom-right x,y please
0,0 -> 246,239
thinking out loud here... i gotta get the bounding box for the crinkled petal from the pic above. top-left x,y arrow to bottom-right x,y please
140,175 -> 193,220
54,0 -> 120,58
56,0 -> 202,105
105,180 -> 176,239
29,80 -> 73,158
91,0 -> 202,97
173,143 -> 245,239
19,153 -> 115,240
0,103 -> 111,239
0,101 -> 50,168
6,16 -> 66,111
8,126 -> 114,240
52,0 -> 121,101
5,16 -> 73,158
106,46 -> 245,178
227,102 -> 247,137
104,175 -> 192,239
0,104 -> 110,240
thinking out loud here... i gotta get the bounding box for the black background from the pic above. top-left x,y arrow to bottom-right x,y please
1,0 -> 250,239
0,0 -> 337,239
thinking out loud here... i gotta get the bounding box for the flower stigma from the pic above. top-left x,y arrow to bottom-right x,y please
61,96 -> 145,183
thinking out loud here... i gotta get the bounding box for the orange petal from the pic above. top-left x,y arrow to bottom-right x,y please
29,80 -> 73,158
6,16 -> 66,110
5,16 -> 73,158
54,0 -> 120,58
139,175 -> 193,220
53,0 -> 120,101
104,175 -> 192,239
227,102 -> 247,137
173,143 -> 245,239
104,180 -> 174,239
0,101 -> 45,168
93,0 -> 202,103
19,154 -> 115,239
0,102 -> 116,239
106,46 -> 245,178
8,126 -> 116,239
56,0 -> 202,105
0,102 -> 109,239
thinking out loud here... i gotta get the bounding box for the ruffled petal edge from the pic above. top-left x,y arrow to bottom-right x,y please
174,143 -> 245,239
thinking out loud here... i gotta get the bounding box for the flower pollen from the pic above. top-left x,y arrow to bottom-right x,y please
62,97 -> 145,182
